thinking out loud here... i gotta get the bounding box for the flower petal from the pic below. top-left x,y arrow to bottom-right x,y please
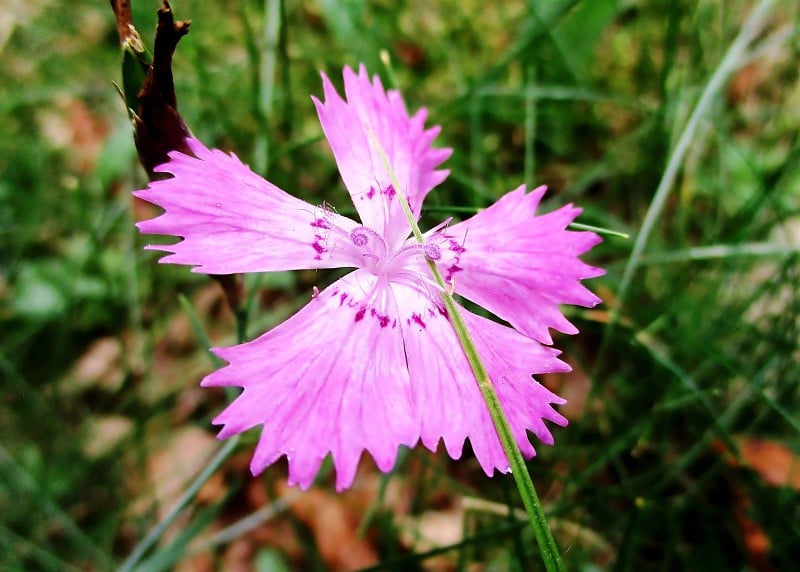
313,65 -> 452,250
392,283 -> 570,476
134,138 -> 362,274
432,185 -> 604,344
203,270 -> 418,490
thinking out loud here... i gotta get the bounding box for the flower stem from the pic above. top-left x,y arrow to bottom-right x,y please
367,127 -> 564,572
429,264 -> 564,572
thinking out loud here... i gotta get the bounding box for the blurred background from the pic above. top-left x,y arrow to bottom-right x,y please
1,0 -> 798,570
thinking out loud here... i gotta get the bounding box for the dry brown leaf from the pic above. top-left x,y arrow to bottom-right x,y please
175,549 -> 214,572
140,350 -> 214,405
712,435 -> 800,571
148,426 -> 221,518
37,97 -> 109,173
219,538 -> 254,572
124,424 -> 222,558
394,39 -> 427,69
542,357 -> 592,420
728,62 -> 761,104
399,508 -> 463,571
714,436 -> 800,490
83,415 -> 133,459
63,336 -> 124,394
277,481 -> 378,571
164,283 -> 232,356
735,436 -> 800,490
245,510 -> 305,563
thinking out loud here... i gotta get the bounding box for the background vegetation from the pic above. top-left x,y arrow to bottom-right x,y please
1,0 -> 798,570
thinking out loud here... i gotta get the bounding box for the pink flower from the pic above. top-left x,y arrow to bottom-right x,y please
134,65 -> 603,490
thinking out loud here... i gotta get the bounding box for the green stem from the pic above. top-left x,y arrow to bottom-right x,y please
118,436 -> 239,572
120,298 -> 250,570
599,0 -> 777,361
368,127 -> 564,572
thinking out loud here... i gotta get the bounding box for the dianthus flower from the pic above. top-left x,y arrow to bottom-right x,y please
134,65 -> 603,490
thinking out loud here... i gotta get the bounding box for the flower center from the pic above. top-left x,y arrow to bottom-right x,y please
350,226 -> 389,273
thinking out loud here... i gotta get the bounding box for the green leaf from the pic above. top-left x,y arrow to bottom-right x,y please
11,263 -> 68,320
120,32 -> 151,118
539,0 -> 619,80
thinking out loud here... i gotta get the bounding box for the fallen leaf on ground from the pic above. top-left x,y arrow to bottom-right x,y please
63,336 -> 124,394
83,415 -> 133,459
276,481 -> 378,571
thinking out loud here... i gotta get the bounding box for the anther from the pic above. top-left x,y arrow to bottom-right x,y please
351,228 -> 369,246
424,243 -> 441,261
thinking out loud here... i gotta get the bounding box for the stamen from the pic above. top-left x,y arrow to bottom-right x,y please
351,228 -> 369,246
350,226 -> 385,250
426,217 -> 453,236
391,269 -> 446,298
348,226 -> 390,273
424,243 -> 441,260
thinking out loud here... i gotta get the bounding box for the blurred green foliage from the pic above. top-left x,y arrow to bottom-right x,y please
1,0 -> 798,570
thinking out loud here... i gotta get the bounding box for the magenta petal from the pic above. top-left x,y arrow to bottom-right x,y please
134,138 -> 361,274
435,185 -> 605,344
133,65 -> 604,490
393,284 -> 570,476
203,270 -> 418,490
461,309 -> 569,472
313,65 -> 452,250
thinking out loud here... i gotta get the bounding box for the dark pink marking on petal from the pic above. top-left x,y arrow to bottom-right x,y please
383,184 -> 396,198
445,264 -> 463,281
312,242 -> 326,260
312,239 -> 326,255
369,308 -> 390,328
448,239 -> 466,254
366,186 -> 376,199
311,218 -> 331,229
411,313 -> 426,329
354,307 -> 366,322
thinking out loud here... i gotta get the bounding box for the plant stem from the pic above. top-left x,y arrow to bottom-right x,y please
368,127 -> 564,572
120,299 -> 250,571
600,0 -> 777,358
118,436 -> 239,572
